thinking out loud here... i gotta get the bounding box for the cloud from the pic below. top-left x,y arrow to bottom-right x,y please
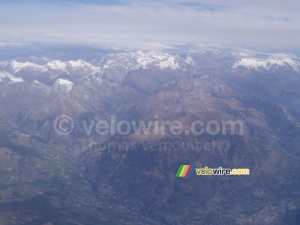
0,0 -> 299,50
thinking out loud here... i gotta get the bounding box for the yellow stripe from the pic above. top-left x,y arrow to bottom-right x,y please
179,165 -> 188,177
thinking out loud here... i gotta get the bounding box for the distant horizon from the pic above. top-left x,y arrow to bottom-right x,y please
0,0 -> 299,51
0,42 -> 299,60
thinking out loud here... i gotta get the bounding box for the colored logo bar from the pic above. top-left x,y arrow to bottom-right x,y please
176,164 -> 194,177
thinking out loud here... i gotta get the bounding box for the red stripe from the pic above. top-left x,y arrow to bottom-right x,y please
185,165 -> 193,177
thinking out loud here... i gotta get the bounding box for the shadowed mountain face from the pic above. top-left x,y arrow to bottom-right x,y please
0,48 -> 300,225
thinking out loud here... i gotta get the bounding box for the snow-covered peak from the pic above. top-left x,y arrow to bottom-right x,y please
0,59 -> 102,76
102,51 -> 181,71
68,60 -> 87,68
67,60 -> 101,75
232,57 -> 300,72
0,71 -> 24,84
10,60 -> 48,73
53,78 -> 75,93
47,60 -> 67,71
135,51 -> 179,69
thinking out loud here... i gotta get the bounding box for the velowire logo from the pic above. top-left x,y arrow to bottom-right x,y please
176,165 -> 251,177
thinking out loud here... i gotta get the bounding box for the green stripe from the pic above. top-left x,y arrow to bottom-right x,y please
176,165 -> 184,177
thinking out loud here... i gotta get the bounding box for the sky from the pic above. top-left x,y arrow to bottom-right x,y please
0,0 -> 299,50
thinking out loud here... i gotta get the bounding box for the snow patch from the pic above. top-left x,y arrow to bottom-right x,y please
53,78 -> 74,93
184,56 -> 195,65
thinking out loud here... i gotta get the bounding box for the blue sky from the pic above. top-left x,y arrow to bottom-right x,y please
0,0 -> 299,50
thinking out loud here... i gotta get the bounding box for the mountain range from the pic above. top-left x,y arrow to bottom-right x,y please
0,48 -> 299,225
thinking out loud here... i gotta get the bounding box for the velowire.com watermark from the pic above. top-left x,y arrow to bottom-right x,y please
54,115 -> 244,136
176,165 -> 250,177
